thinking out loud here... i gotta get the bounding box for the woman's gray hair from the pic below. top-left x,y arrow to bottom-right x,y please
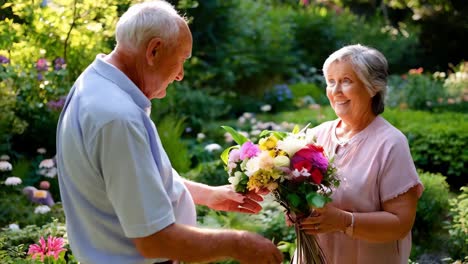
115,1 -> 185,52
322,44 -> 388,115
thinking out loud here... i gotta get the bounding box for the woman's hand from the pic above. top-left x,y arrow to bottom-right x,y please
300,204 -> 350,235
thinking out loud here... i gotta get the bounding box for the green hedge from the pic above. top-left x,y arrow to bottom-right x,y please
411,171 -> 450,258
382,109 -> 467,189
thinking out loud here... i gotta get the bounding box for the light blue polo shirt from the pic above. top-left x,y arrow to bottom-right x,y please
56,54 -> 196,264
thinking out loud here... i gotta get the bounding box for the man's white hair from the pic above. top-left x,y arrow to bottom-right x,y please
115,1 -> 185,52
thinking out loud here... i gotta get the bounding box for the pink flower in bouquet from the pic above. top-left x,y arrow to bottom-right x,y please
228,149 -> 241,163
239,141 -> 260,160
28,236 -> 66,261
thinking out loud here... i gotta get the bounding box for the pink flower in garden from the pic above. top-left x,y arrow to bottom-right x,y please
28,236 -> 66,261
239,141 -> 260,160
36,58 -> 49,72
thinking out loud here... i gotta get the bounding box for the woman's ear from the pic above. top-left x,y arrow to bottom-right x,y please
145,37 -> 163,66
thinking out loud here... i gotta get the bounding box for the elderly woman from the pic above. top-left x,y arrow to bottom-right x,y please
300,44 -> 424,263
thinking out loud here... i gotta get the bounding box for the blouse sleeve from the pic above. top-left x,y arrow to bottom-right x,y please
378,134 -> 424,202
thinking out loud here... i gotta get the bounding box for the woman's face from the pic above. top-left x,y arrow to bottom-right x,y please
325,60 -> 374,125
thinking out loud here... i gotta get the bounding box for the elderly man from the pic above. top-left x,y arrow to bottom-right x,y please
56,1 -> 283,264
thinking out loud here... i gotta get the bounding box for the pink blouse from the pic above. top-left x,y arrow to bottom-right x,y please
309,116 -> 424,264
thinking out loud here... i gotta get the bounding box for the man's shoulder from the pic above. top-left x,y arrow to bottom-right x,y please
73,72 -> 145,129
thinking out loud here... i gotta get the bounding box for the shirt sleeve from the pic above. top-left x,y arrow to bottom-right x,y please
89,119 -> 175,238
378,134 -> 424,202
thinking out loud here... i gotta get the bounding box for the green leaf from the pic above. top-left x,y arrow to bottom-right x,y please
272,131 -> 287,140
287,193 -> 301,208
259,130 -> 273,138
306,193 -> 330,208
292,125 -> 300,134
220,146 -> 238,165
221,126 -> 249,145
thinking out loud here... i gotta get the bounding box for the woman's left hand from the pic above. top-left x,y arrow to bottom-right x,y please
300,204 -> 348,235
205,185 -> 264,214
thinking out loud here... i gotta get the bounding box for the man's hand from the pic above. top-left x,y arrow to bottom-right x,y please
205,185 -> 264,214
234,231 -> 284,264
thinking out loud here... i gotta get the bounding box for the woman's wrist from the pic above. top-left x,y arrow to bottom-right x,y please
340,211 -> 354,232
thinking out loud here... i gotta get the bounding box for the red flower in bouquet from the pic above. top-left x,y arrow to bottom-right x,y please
290,144 -> 328,184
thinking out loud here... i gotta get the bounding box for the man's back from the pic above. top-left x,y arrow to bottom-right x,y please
56,55 -> 196,264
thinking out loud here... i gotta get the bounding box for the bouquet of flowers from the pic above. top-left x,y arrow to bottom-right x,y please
221,125 -> 340,264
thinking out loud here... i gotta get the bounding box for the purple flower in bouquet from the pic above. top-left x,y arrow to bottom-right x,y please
36,58 -> 49,72
239,141 -> 260,160
291,144 -> 328,172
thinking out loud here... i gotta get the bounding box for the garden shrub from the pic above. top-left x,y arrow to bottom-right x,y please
0,188 -> 64,228
289,82 -> 328,106
180,0 -> 296,95
412,171 -> 450,257
446,186 -> 468,262
151,83 -> 229,133
155,115 -> 191,173
184,160 -> 228,187
292,6 -> 419,73
387,70 -> 447,111
382,109 -> 467,189
263,84 -> 296,113
0,219 -> 77,263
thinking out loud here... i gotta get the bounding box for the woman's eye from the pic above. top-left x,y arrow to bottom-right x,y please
327,79 -> 336,86
343,78 -> 351,85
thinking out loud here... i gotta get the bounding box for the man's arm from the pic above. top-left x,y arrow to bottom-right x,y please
132,223 -> 283,263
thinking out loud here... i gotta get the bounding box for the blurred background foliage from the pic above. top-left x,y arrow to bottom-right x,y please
0,0 -> 466,263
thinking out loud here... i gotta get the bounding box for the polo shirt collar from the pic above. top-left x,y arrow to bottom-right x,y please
91,54 -> 151,111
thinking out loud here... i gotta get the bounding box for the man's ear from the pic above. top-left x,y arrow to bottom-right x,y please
146,37 -> 163,66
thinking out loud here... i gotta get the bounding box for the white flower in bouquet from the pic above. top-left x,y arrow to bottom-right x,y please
5,176 -> 22,186
34,205 -> 51,214
277,136 -> 307,157
0,161 -> 12,171
245,157 -> 261,177
305,128 -> 317,145
257,151 -> 275,170
228,171 -> 243,186
0,154 -> 10,161
274,155 -> 290,168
